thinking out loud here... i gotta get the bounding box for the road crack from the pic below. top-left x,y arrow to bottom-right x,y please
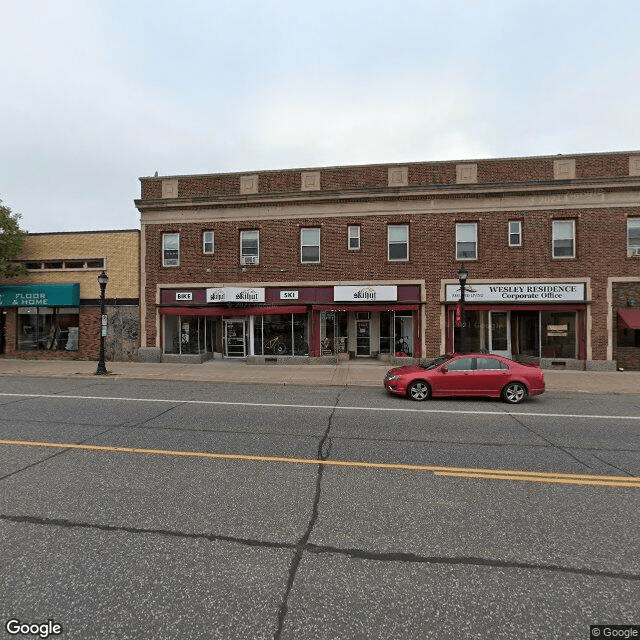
273,388 -> 343,640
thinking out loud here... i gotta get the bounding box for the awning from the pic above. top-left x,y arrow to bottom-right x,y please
618,308 -> 640,330
0,283 -> 80,307
313,304 -> 419,312
158,305 -> 308,317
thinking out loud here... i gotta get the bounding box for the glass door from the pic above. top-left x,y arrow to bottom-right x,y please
489,311 -> 511,357
224,319 -> 246,358
356,313 -> 371,356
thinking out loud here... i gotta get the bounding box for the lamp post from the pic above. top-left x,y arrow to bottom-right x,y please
96,271 -> 109,375
458,264 -> 468,353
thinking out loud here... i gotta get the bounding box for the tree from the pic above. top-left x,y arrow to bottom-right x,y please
0,198 -> 28,279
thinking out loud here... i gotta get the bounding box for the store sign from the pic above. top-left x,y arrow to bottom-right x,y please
445,282 -> 586,303
0,283 -> 80,307
280,290 -> 299,300
206,287 -> 265,303
175,292 -> 193,301
334,285 -> 398,302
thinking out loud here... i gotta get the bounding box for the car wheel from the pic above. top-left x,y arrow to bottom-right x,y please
407,380 -> 431,401
502,382 -> 527,404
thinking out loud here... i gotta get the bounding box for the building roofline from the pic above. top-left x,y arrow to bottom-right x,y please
27,229 -> 140,237
139,149 -> 640,182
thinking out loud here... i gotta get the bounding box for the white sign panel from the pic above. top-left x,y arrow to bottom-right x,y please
280,290 -> 299,300
206,287 -> 266,303
175,292 -> 193,301
334,285 -> 398,302
445,282 -> 585,303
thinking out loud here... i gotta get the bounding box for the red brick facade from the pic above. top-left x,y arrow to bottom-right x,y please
136,150 -> 640,368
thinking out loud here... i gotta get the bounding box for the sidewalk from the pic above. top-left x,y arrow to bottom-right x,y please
1,358 -> 640,394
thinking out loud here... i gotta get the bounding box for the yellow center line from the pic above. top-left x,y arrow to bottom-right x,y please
1,438 -> 638,489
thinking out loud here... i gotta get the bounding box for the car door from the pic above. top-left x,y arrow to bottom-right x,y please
475,356 -> 510,395
437,356 -> 476,396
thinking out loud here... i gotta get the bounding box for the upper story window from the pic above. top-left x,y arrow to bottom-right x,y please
203,231 -> 214,255
552,219 -> 575,259
348,225 -> 361,250
162,233 -> 180,267
508,220 -> 522,247
628,218 -> 640,256
388,225 -> 408,261
17,258 -> 106,271
301,228 -> 320,263
456,222 -> 477,260
240,230 -> 259,265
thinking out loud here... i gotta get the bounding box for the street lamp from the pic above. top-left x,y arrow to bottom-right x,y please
96,271 -> 109,375
458,264 -> 468,353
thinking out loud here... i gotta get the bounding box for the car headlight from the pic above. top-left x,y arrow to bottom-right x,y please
385,374 -> 400,381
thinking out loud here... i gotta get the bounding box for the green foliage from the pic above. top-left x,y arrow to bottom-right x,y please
0,198 -> 28,278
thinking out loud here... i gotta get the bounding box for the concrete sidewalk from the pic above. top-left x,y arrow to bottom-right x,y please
1,357 -> 640,394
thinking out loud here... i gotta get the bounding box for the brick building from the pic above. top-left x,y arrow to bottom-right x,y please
135,151 -> 640,370
0,230 -> 140,361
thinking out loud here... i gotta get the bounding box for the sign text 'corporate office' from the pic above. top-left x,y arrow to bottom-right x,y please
445,282 -> 586,303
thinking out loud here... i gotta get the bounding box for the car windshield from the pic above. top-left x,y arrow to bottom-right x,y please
419,355 -> 451,370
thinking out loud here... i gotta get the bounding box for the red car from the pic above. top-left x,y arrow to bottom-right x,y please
384,353 -> 545,404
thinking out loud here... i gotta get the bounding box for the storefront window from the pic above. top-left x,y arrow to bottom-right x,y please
394,313 -> 413,356
541,312 -> 576,358
260,314 -> 308,356
163,315 -> 180,354
163,315 -> 216,355
454,310 -> 489,353
617,327 -> 640,348
379,311 -> 393,353
17,307 -> 79,351
320,311 -> 348,355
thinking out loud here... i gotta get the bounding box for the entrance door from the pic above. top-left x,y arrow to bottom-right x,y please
489,311 -> 511,357
224,320 -> 246,357
356,316 -> 371,356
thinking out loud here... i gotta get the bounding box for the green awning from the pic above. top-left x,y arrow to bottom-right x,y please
0,283 -> 80,307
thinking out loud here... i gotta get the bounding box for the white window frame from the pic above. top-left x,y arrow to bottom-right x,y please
203,231 -> 215,255
552,219 -> 575,259
627,218 -> 640,256
301,228 -> 321,263
162,233 -> 180,267
508,220 -> 522,247
240,230 -> 259,265
388,225 -> 409,262
348,225 -> 361,250
456,222 -> 478,260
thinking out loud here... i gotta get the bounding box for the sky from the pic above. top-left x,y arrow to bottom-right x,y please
1,0 -> 639,233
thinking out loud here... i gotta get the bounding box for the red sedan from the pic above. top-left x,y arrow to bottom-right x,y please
384,353 -> 545,404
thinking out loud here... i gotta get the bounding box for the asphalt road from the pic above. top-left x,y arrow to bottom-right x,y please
1,376 -> 639,640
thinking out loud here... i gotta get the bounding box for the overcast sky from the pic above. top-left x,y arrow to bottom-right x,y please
2,0 -> 639,233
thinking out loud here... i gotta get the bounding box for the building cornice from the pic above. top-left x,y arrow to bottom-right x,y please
137,178 -> 640,225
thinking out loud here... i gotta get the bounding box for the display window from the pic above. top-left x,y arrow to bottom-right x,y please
163,315 -> 216,354
451,309 -> 579,359
259,314 -> 309,356
541,311 -> 576,358
320,311 -> 348,355
379,311 -> 415,355
17,307 -> 79,351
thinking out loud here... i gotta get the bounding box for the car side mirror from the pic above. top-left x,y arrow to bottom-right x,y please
440,365 -> 448,373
